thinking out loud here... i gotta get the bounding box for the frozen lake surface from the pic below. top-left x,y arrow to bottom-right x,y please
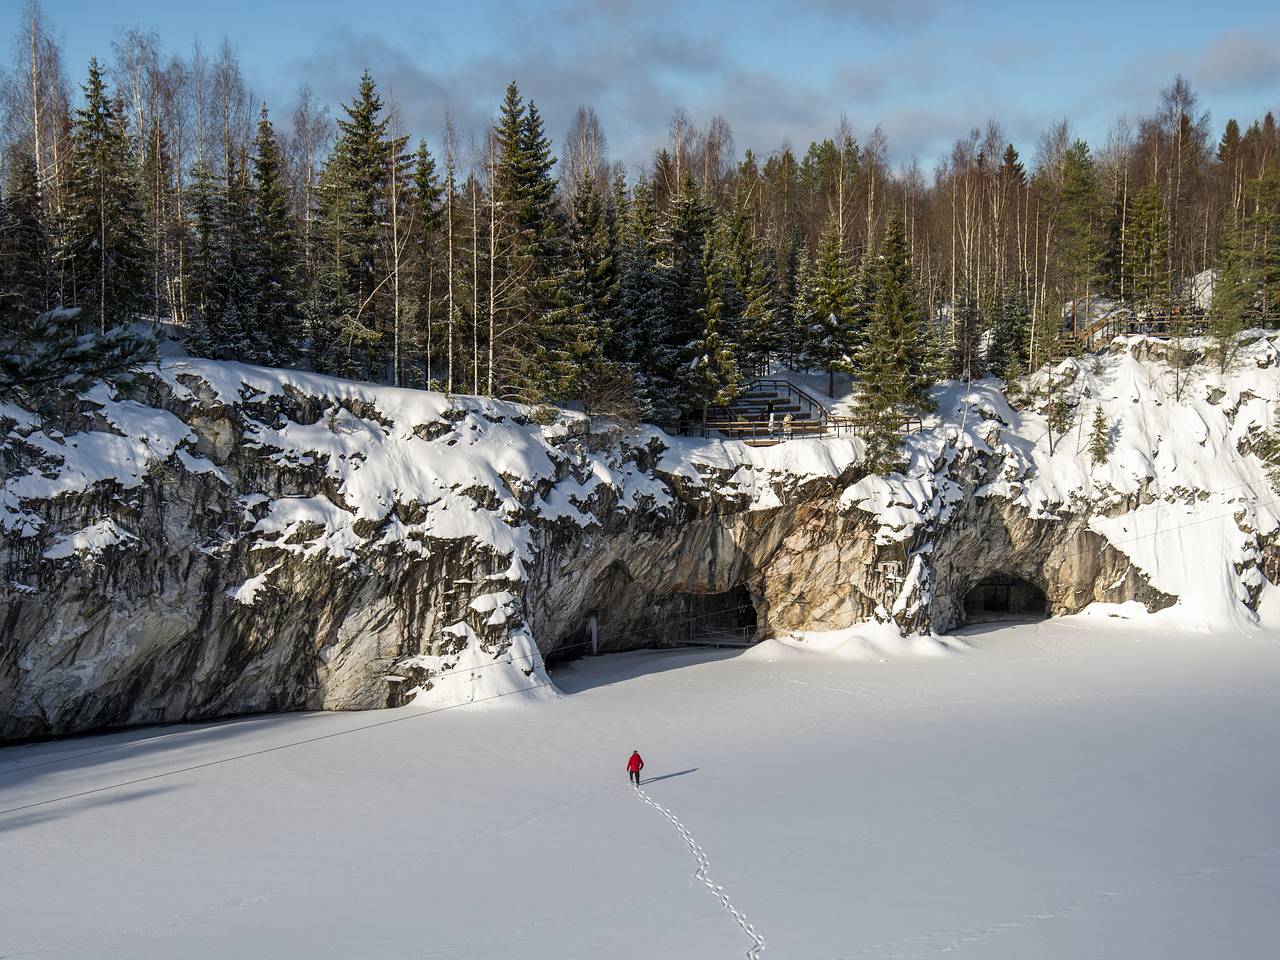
2,616 -> 1278,959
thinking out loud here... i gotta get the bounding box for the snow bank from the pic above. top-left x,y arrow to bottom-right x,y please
746,622 -> 954,662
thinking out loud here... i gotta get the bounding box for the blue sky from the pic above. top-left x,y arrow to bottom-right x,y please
9,0 -> 1280,173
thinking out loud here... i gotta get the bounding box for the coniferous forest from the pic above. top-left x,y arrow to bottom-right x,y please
3,1 -> 1280,435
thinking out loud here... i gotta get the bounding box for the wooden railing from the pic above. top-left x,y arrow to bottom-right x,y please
1075,308 -> 1207,349
734,378 -> 832,420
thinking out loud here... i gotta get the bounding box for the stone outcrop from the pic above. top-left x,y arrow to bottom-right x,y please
4,337 -> 1277,740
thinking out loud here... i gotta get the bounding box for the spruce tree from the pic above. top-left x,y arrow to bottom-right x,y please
1126,183 -> 1170,318
1058,139 -> 1101,334
1089,405 -> 1110,465
723,186 -> 775,377
853,211 -> 930,469
408,140 -> 444,387
985,283 -> 1030,378
251,105 -> 302,365
0,148 -> 52,320
789,245 -> 815,371
185,160 -> 222,347
1210,211 -> 1249,373
205,152 -> 262,361
313,70 -> 392,377
491,83 -> 565,396
62,58 -> 148,333
681,230 -> 741,423
806,214 -> 861,395
654,174 -> 711,413
1,307 -> 154,409
1247,165 -> 1280,324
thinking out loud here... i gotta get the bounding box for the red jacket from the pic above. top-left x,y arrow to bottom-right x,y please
627,752 -> 644,773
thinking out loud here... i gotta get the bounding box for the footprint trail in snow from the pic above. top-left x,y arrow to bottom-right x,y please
636,786 -> 765,959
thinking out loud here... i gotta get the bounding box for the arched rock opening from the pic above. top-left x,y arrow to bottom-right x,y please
962,572 -> 1048,624
540,550 -> 762,665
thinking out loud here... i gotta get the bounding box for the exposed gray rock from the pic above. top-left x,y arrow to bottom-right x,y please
4,338 -> 1274,740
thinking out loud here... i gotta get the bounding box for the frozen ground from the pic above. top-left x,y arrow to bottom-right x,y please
2,617 -> 1278,959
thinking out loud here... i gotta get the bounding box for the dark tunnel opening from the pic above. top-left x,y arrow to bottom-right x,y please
962,573 -> 1048,624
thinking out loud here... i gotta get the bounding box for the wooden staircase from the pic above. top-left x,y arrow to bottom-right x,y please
704,379 -> 828,446
662,377 -> 926,445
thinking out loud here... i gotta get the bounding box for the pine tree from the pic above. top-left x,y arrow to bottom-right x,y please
680,230 -> 741,422
722,186 -> 775,376
1247,165 -> 1280,324
407,140 -> 444,387
1210,211 -> 1249,373
313,70 -> 392,377
1058,139 -> 1101,335
853,211 -> 930,470
806,213 -> 861,395
62,58 -> 148,333
0,306 -> 154,409
205,152 -> 262,361
491,83 -> 565,397
654,174 -> 711,413
985,283 -> 1030,378
1126,183 -> 1170,317
0,148 -> 52,320
251,105 -> 302,365
185,160 -> 222,346
1088,405 -> 1110,465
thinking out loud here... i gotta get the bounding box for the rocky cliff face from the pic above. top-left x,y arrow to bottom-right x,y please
4,335 -> 1278,740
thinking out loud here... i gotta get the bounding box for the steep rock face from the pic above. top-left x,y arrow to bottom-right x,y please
4,336 -> 1279,740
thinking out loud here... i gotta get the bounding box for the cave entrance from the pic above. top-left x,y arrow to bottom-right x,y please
962,573 -> 1047,624
545,582 -> 759,666
680,584 -> 758,647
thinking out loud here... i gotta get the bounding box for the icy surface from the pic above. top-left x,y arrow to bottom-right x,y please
1,618 -> 1277,959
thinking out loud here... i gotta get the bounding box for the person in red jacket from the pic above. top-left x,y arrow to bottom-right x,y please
627,750 -> 644,787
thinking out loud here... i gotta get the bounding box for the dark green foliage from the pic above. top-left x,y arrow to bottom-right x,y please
1089,405 -> 1110,465
0,148 -> 52,319
805,214 -> 860,395
251,106 -> 303,365
0,307 -> 154,408
650,175 -> 711,417
62,58 -> 148,333
985,284 -> 1030,378
1247,165 -> 1280,323
205,152 -> 264,361
853,211 -> 931,470
680,228 -> 741,418
723,187 -> 775,376
1209,213 -> 1248,372
1058,139 -> 1101,331
1126,183 -> 1170,315
313,70 -> 392,377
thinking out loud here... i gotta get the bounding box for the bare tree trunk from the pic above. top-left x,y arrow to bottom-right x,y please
471,176 -> 480,395
444,117 -> 457,394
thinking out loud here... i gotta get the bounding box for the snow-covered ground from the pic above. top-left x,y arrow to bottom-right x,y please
3,616 -> 1277,959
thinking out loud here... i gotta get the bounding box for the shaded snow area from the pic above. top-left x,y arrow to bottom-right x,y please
2,619 -> 1277,959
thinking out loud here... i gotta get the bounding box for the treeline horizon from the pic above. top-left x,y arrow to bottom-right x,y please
1,0 -> 1278,453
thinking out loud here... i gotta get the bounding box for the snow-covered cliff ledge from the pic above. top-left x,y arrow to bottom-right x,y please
3,334 -> 1279,739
